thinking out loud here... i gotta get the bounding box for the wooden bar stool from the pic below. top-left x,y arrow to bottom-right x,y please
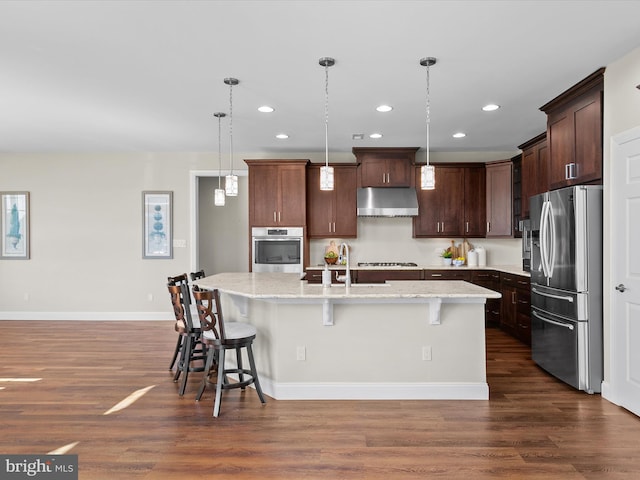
193,286 -> 266,417
167,277 -> 207,396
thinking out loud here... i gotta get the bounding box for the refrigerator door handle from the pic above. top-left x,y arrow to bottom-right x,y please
532,286 -> 574,303
540,200 -> 550,277
532,310 -> 574,330
547,201 -> 556,278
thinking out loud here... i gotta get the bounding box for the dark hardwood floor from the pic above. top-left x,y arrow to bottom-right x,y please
1,321 -> 639,479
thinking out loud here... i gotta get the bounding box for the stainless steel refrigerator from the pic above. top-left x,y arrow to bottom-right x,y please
529,185 -> 603,393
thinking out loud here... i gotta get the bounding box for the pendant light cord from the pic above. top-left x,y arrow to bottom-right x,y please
426,62 -> 430,167
325,63 -> 329,167
217,114 -> 222,189
229,83 -> 234,175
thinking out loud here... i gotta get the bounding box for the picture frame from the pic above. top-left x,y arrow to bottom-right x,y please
142,191 -> 173,259
1,192 -> 30,260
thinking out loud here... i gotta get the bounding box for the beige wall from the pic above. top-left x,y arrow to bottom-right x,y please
602,45 -> 640,383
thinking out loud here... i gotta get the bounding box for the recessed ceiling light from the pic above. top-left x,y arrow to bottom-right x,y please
453,132 -> 466,138
369,133 -> 383,139
352,133 -> 364,140
482,104 -> 500,112
258,105 -> 274,113
376,105 -> 393,112
275,133 -> 289,139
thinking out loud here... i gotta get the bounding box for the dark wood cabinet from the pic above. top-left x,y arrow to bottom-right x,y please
470,270 -> 501,327
356,270 -> 423,283
423,269 -> 471,281
306,164 -> 357,238
305,268 -> 355,284
485,160 -> 513,237
519,133 -> 548,219
500,273 -> 531,345
413,164 -> 485,238
464,165 -> 487,237
540,68 -> 604,190
246,159 -> 308,227
353,147 -> 418,187
413,166 -> 464,237
511,154 -> 522,238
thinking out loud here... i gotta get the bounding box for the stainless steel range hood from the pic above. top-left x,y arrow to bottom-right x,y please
356,187 -> 419,217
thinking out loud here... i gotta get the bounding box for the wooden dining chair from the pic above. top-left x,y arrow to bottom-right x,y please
167,276 -> 207,396
167,273 -> 190,371
192,286 -> 266,417
190,269 -> 206,282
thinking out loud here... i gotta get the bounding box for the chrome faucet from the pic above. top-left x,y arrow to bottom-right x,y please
335,242 -> 351,287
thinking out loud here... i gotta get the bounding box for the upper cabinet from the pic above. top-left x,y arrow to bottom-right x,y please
485,160 -> 513,238
306,164 -> 357,238
353,147 -> 418,187
246,159 -> 308,227
413,164 -> 485,238
518,133 -> 548,219
540,68 -> 604,190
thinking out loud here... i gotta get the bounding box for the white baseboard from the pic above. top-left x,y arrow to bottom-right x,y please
232,375 -> 488,401
0,312 -> 174,321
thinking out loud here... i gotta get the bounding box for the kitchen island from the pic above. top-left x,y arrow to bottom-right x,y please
194,272 -> 501,401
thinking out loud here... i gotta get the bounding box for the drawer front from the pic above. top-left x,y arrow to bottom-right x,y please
357,270 -> 423,283
501,273 -> 530,290
424,270 -> 471,281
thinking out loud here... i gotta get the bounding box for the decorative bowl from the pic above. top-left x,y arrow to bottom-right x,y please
453,259 -> 465,267
325,256 -> 338,265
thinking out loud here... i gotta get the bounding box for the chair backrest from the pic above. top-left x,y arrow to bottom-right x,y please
167,277 -> 197,332
168,273 -> 190,303
192,286 -> 226,341
190,270 -> 205,282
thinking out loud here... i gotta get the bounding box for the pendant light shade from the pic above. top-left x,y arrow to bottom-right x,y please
319,57 -> 335,191
224,77 -> 239,197
420,57 -> 437,190
213,112 -> 226,206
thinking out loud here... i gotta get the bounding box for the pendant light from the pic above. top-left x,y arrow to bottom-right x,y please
213,112 -> 226,206
319,57 -> 335,191
224,77 -> 239,196
420,57 -> 437,190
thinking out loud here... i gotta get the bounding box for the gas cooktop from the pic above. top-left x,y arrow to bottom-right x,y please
357,262 -> 418,267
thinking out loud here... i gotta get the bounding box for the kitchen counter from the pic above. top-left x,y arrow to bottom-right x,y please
194,272 -> 499,401
306,264 -> 529,277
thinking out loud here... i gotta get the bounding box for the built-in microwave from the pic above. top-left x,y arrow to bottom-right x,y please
251,227 -> 304,274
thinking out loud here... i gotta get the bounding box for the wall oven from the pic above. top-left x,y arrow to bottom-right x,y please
251,227 -> 304,274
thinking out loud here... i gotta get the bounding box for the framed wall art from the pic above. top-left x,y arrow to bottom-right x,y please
142,191 -> 173,259
1,192 -> 30,260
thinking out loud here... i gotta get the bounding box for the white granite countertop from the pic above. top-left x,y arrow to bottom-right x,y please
194,272 -> 502,300
306,264 -> 530,277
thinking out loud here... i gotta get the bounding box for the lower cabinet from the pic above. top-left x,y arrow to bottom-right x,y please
356,270 -> 423,283
423,269 -> 471,281
305,268 -> 354,284
470,270 -> 501,328
500,273 -> 531,345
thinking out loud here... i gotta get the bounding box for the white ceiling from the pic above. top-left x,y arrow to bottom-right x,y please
2,0 -> 640,157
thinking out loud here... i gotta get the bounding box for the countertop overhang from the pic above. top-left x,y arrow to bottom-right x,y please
194,272 -> 500,326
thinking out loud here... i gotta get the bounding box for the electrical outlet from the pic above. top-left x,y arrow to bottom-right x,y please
147,293 -> 154,302
422,346 -> 432,361
296,346 -> 306,361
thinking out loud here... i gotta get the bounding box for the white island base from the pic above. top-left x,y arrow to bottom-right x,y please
195,273 -> 499,401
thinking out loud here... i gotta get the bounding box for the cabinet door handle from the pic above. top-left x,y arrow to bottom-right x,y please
273,211 -> 277,222
566,162 -> 577,180
382,173 -> 386,184
466,221 -> 469,233
332,222 -> 336,233
436,222 -> 440,233
278,211 -> 281,223
487,221 -> 491,233
431,274 -> 442,277
512,292 -> 516,304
